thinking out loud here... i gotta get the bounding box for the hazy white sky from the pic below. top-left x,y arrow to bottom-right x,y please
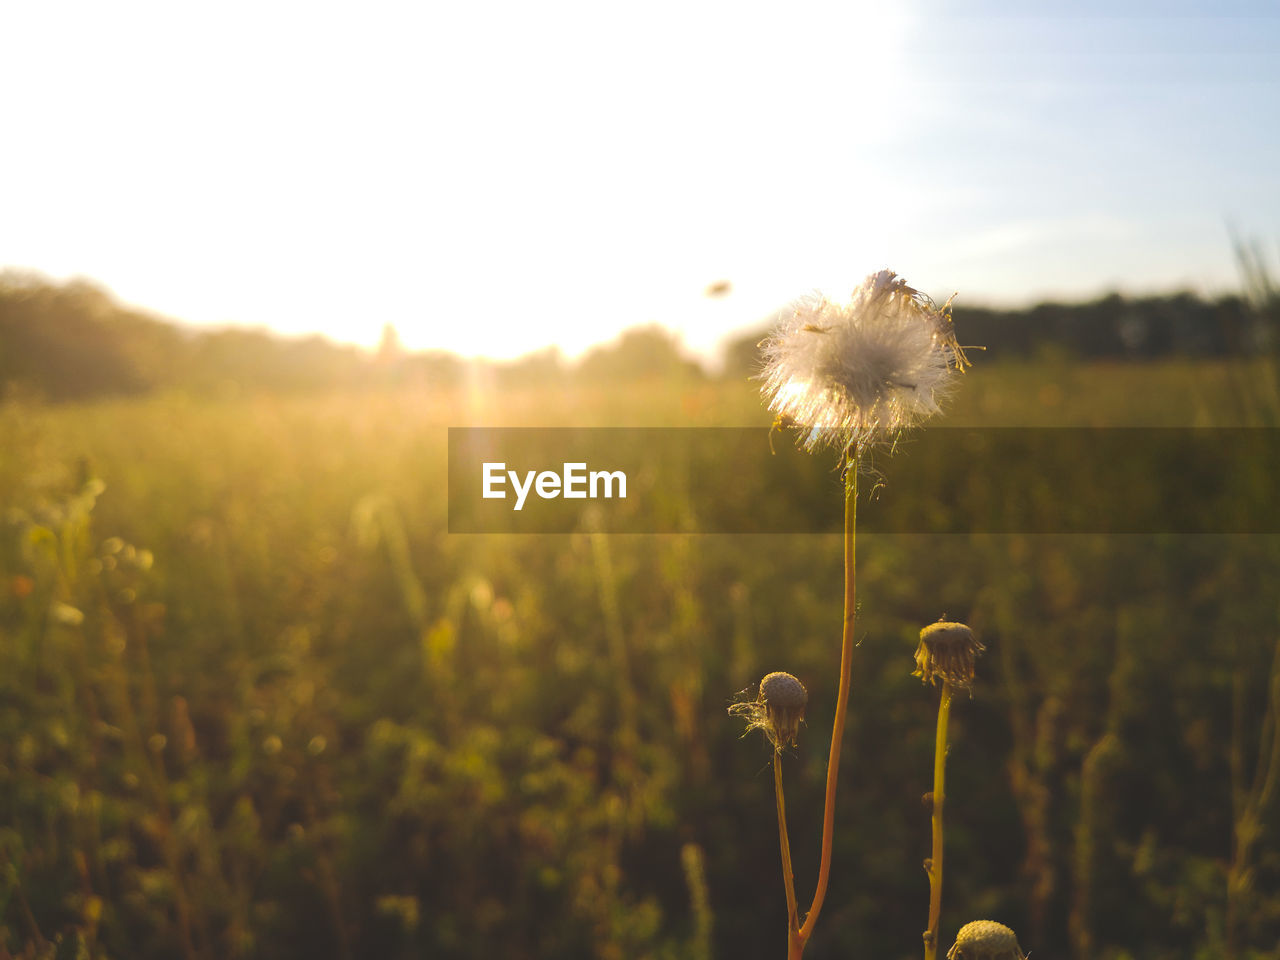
2,0 -> 1277,360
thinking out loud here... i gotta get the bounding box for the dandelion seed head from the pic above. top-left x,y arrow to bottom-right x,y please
761,269 -> 968,455
728,671 -> 808,753
914,620 -> 985,692
946,920 -> 1027,960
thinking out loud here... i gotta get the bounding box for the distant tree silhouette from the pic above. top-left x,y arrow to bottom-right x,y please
721,293 -> 1252,378
576,325 -> 703,382
0,270 -> 1263,403
377,323 -> 405,364
0,273 -> 162,399
497,347 -> 565,388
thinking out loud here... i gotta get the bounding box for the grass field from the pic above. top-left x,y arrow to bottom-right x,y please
2,359 -> 1279,959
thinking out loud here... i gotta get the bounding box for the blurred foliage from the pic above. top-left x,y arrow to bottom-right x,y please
4,247 -> 1280,957
1226,236 -> 1280,426
0,356 -> 1278,959
721,292 -> 1255,381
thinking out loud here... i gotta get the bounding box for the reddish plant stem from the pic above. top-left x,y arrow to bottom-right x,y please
796,459 -> 858,955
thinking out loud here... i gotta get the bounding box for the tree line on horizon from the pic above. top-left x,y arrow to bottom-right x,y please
0,270 -> 1270,403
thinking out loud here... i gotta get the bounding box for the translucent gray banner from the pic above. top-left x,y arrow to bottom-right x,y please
447,428 -> 1279,534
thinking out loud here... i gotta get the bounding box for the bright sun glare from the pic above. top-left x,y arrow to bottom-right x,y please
0,1 -> 918,361
2,1 -> 1276,361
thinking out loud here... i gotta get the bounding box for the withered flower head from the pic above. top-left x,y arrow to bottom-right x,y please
729,671 -> 808,753
913,620 -> 985,691
946,920 -> 1026,960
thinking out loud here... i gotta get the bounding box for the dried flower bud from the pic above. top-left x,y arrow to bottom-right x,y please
913,620 -> 985,691
946,920 -> 1026,960
728,671 -> 808,753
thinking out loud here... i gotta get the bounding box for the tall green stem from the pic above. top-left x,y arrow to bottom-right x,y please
925,682 -> 954,960
775,751 -> 802,959
795,457 -> 858,956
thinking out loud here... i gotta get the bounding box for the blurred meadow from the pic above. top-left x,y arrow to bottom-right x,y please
5,0 -> 1280,954
3,269 -> 1280,960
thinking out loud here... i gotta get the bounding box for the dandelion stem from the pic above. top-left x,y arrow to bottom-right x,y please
797,456 -> 858,951
925,681 -> 954,960
774,751 -> 802,958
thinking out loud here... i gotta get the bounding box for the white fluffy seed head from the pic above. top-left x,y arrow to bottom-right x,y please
761,269 -> 968,455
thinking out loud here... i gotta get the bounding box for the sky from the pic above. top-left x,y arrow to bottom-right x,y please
2,0 -> 1278,362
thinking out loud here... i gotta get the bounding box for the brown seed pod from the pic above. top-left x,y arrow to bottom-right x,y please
945,920 -> 1027,960
728,671 -> 808,753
